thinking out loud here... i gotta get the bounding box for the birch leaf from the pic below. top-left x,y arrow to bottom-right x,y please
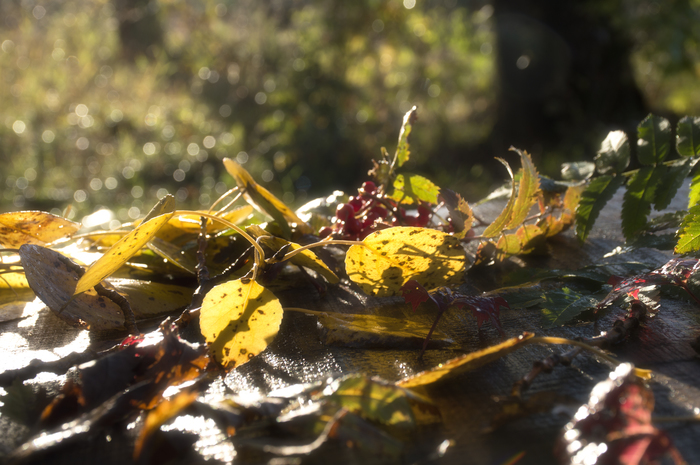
200,279 -> 283,370
345,227 -> 466,297
0,211 -> 80,248
74,212 -> 174,296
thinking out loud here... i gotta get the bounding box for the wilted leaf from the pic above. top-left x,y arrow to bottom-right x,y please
677,116 -> 700,157
575,175 -> 624,242
389,174 -> 440,205
0,211 -> 80,248
394,106 -> 417,168
74,212 -> 174,296
141,194 -> 176,223
594,130 -> 630,175
506,148 -> 541,229
345,227 -> 466,297
316,312 -> 455,349
199,279 -> 283,369
540,288 -> 597,329
397,334 -> 535,389
440,188 -> 474,239
483,159 -> 516,238
134,388 -> 199,458
621,166 -> 664,240
653,158 -> 693,211
223,158 -> 311,238
637,114 -> 671,165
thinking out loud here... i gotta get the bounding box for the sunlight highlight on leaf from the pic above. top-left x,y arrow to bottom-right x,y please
482,158 -> 516,238
390,174 -> 439,205
506,148 -> 541,229
394,106 -> 417,168
345,227 -> 466,297
200,279 -> 283,370
0,211 -> 80,248
73,212 -> 174,296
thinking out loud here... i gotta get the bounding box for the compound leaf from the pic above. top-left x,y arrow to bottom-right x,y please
676,116 -> 700,157
676,204 -> 700,254
345,227 -> 466,297
540,288 -> 597,329
507,148 -> 541,229
594,130 -> 630,175
690,171 -> 700,208
637,114 -> 671,165
0,211 -> 80,248
199,279 -> 283,370
575,175 -> 624,242
621,166 -> 664,240
654,158 -> 693,211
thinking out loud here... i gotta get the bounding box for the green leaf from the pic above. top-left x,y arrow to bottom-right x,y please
506,148 -> 541,229
637,114 -> 671,165
394,106 -> 417,168
690,171 -> 700,208
575,175 -> 625,242
622,166 -> 664,240
389,174 -> 440,205
540,288 -> 597,329
675,204 -> 700,254
653,158 -> 693,210
676,116 -> 700,157
482,158 -> 516,237
561,161 -> 595,181
594,130 -> 630,175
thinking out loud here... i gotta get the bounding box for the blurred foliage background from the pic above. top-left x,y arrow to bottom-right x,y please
1,0 -> 700,227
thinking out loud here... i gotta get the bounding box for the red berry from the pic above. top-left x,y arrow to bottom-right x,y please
345,216 -> 362,234
335,203 -> 354,222
318,226 -> 332,238
348,197 -> 364,212
360,181 -> 377,196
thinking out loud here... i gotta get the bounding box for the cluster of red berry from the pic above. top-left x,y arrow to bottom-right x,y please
318,181 -> 433,240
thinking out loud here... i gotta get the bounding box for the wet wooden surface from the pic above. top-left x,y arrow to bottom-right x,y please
1,185 -> 699,465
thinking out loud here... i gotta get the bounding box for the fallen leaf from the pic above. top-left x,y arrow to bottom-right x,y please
0,211 -> 80,248
199,279 -> 283,369
345,227 -> 466,297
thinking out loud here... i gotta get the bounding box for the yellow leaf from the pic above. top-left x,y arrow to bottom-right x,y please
397,334 -> 535,389
482,159 -> 517,237
73,213 -> 174,296
223,158 -> 311,237
200,279 -> 283,370
258,235 -> 339,284
156,206 -> 254,244
345,227 -> 465,297
506,148 -> 541,229
142,194 -> 176,223
0,211 -> 80,248
0,270 -> 30,289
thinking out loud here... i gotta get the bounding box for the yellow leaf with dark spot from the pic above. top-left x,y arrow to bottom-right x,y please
223,158 -> 311,237
0,211 -> 80,248
200,279 -> 283,370
345,227 -> 465,297
73,213 -> 174,296
397,334 -> 535,389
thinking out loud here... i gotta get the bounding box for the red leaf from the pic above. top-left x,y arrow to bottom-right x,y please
455,295 -> 508,336
400,279 -> 432,312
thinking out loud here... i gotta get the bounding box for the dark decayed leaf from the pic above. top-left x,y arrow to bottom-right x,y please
0,211 -> 81,248
539,288 -> 597,329
637,114 -> 671,165
621,166 -> 664,240
440,188 -> 474,239
390,173 -> 440,205
556,363 -> 684,465
596,257 -> 700,312
316,312 -> 455,350
653,158 -> 694,211
575,175 -> 625,242
594,130 -> 630,175
676,115 -> 700,157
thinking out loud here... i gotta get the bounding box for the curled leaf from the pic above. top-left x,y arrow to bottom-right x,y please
199,279 -> 283,370
506,148 -> 541,229
345,227 -> 466,297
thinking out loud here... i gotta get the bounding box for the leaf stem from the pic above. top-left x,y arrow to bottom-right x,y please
280,239 -> 364,263
284,306 -> 327,316
175,210 -> 265,269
